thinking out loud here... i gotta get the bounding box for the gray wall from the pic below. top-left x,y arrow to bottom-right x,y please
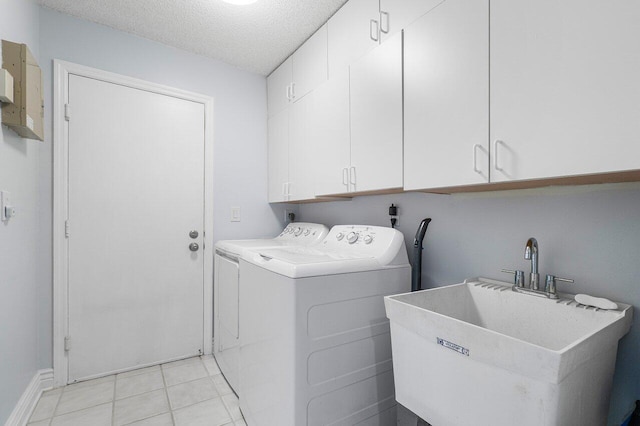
0,0 -> 42,423
299,183 -> 640,425
36,8 -> 291,369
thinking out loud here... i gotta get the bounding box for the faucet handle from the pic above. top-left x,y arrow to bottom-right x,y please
545,274 -> 574,295
501,269 -> 525,287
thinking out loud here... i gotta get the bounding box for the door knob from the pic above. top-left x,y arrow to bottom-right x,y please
189,243 -> 199,252
189,230 -> 199,239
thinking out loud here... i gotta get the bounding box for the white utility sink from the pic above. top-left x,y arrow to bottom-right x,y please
385,278 -> 633,426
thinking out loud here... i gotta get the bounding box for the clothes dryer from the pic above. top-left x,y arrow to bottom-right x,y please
213,222 -> 328,394
239,225 -> 410,425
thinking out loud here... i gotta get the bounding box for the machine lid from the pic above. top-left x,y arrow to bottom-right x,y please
215,222 -> 329,257
242,225 -> 409,278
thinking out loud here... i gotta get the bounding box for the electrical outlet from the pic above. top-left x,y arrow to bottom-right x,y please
284,209 -> 294,222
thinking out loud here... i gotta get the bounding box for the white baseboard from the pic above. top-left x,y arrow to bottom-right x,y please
4,369 -> 54,426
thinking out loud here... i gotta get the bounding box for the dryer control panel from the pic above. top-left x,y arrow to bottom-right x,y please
321,225 -> 407,265
277,222 -> 329,245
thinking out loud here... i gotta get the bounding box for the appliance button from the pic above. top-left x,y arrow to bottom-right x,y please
294,227 -> 303,236
364,235 -> 373,244
304,229 -> 311,236
336,232 -> 344,241
347,232 -> 359,244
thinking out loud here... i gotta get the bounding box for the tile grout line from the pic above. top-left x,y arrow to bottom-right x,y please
207,357 -> 237,424
45,378 -> 116,421
160,363 -> 177,426
112,373 -> 118,426
36,357 -> 233,426
47,382 -> 66,424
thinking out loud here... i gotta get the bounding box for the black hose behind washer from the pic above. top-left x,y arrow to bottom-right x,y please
411,218 -> 432,292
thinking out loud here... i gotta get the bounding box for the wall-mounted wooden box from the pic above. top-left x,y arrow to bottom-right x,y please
1,40 -> 44,141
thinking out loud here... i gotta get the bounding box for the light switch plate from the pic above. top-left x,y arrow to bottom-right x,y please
231,206 -> 241,222
1,191 -> 11,221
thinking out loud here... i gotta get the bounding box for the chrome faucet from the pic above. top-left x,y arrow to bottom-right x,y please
524,237 -> 539,290
502,237 -> 574,299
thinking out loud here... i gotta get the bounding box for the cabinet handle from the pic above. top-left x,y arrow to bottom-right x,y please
290,82 -> 295,100
370,19 -> 379,42
342,167 -> 349,187
286,84 -> 291,101
473,144 -> 483,174
349,166 -> 356,191
494,140 -> 505,171
380,11 -> 390,34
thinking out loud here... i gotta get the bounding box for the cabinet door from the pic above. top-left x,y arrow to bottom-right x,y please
314,71 -> 351,196
404,0 -> 489,190
379,0 -> 444,41
288,92 -> 317,201
350,32 -> 403,193
291,24 -> 328,102
267,57 -> 292,118
268,109 -> 289,202
328,0 -> 380,80
491,0 -> 640,182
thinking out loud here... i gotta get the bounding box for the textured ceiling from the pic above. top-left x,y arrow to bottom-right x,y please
37,0 -> 349,75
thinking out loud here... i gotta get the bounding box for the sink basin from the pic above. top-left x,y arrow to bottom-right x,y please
385,278 -> 633,426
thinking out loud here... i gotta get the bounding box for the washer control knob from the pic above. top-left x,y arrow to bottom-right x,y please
294,227 -> 303,236
336,232 -> 344,241
304,229 -> 311,236
363,235 -> 373,244
347,232 -> 359,244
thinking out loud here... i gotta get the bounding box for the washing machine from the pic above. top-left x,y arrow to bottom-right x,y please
239,225 -> 411,426
214,222 -> 329,394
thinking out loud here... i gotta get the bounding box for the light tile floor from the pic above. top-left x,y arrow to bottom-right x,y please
28,356 -> 245,426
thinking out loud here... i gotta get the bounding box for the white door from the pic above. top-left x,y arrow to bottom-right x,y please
67,74 -> 206,382
404,0 -> 489,190
350,32 -> 404,193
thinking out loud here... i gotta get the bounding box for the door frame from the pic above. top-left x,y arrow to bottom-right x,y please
52,60 -> 214,387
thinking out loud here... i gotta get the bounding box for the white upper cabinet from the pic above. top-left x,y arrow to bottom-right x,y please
490,0 -> 640,182
267,57 -> 293,118
379,0 -> 444,41
291,24 -> 328,102
404,0 -> 489,190
267,25 -> 327,118
288,92 -> 318,201
268,109 -> 290,203
314,71 -> 351,196
268,93 -> 320,203
327,0 -> 380,80
350,32 -> 403,193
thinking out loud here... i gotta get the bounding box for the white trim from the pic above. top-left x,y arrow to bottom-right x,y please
3,369 -> 54,426
52,60 -> 214,388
